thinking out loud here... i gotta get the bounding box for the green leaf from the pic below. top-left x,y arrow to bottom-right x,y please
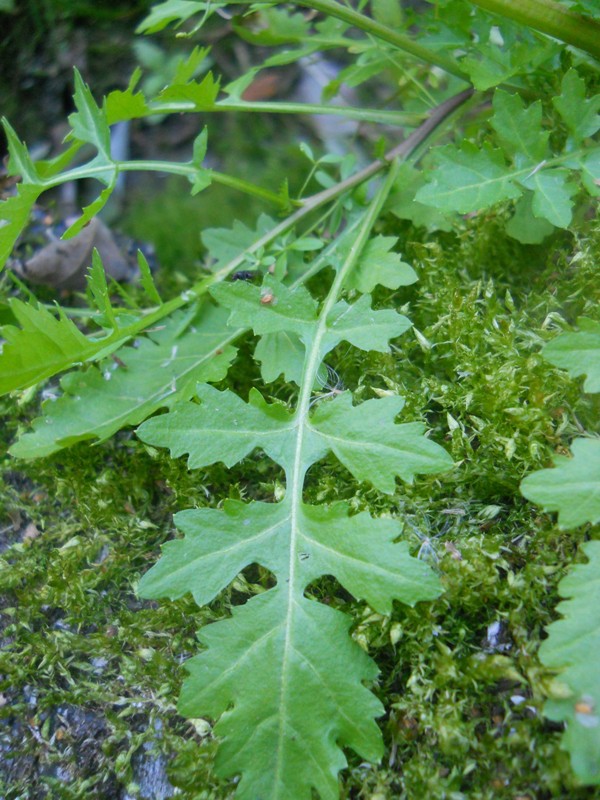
138,489 -> 442,800
105,68 -> 152,123
201,214 -> 275,272
553,69 -> 600,145
323,295 -> 411,355
171,45 -> 211,84
68,69 -> 112,161
0,300 -> 99,394
138,500 -> 289,604
505,192 -> 555,244
539,541 -> 600,785
371,0 -> 403,28
157,72 -> 220,110
188,127 -> 212,195
522,168 -> 576,229
578,149 -> 600,197
134,164 -> 450,796
87,250 -> 117,326
232,7 -> 309,46
0,183 -> 40,269
491,90 -> 548,167
3,118 -> 39,183
345,236 -> 417,293
387,162 -> 455,231
416,143 -> 521,214
308,393 -> 454,493
255,331 -> 306,385
135,0 -> 208,33
180,587 -> 384,800
211,277 -> 318,338
520,438 -> 600,529
10,306 -> 235,459
137,250 -> 163,305
543,318 -> 600,393
63,184 -> 117,238
137,384 -> 294,469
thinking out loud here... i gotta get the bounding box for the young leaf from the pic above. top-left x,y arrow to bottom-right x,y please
201,214 -> 275,272
9,306 -> 236,459
539,541 -> 600,786
68,69 -> 112,161
521,168 -> 576,229
87,250 -> 117,327
157,72 -> 220,110
136,0 -> 223,34
542,318 -> 600,393
105,67 -> 152,123
520,438 -> 600,529
2,118 -> 39,183
344,236 -> 418,293
0,299 -> 100,394
137,250 -> 163,305
553,69 -> 600,145
490,91 -> 548,167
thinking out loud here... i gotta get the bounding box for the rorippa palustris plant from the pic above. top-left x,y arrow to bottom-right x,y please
1,0 -> 600,796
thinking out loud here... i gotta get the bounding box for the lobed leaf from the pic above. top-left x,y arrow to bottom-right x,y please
323,295 -> 411,356
255,331 -> 306,385
506,192 -> 555,244
522,168 -> 576,229
180,589 -> 384,800
0,300 -> 101,394
157,72 -> 220,110
553,69 -> 600,145
520,438 -> 600,529
542,318 -> 600,393
415,142 -> 521,213
307,393 -> 454,493
136,0 -> 215,34
105,68 -> 152,123
344,236 -> 417,293
211,277 -> 318,338
491,91 -> 548,167
135,163 -> 452,797
0,183 -> 40,269
137,384 -> 294,470
10,306 -> 236,459
539,541 -> 600,785
139,496 -> 441,800
201,214 -> 275,272
68,69 -> 112,160
139,500 -> 289,605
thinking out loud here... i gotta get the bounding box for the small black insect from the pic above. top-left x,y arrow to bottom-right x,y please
231,270 -> 259,282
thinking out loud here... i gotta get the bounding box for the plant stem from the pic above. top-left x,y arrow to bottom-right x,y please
468,0 -> 600,60
52,161 -> 288,209
283,0 -> 470,81
43,90 -> 472,371
149,99 -> 426,128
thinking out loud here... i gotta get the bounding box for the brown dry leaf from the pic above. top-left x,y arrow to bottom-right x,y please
11,217 -> 132,290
